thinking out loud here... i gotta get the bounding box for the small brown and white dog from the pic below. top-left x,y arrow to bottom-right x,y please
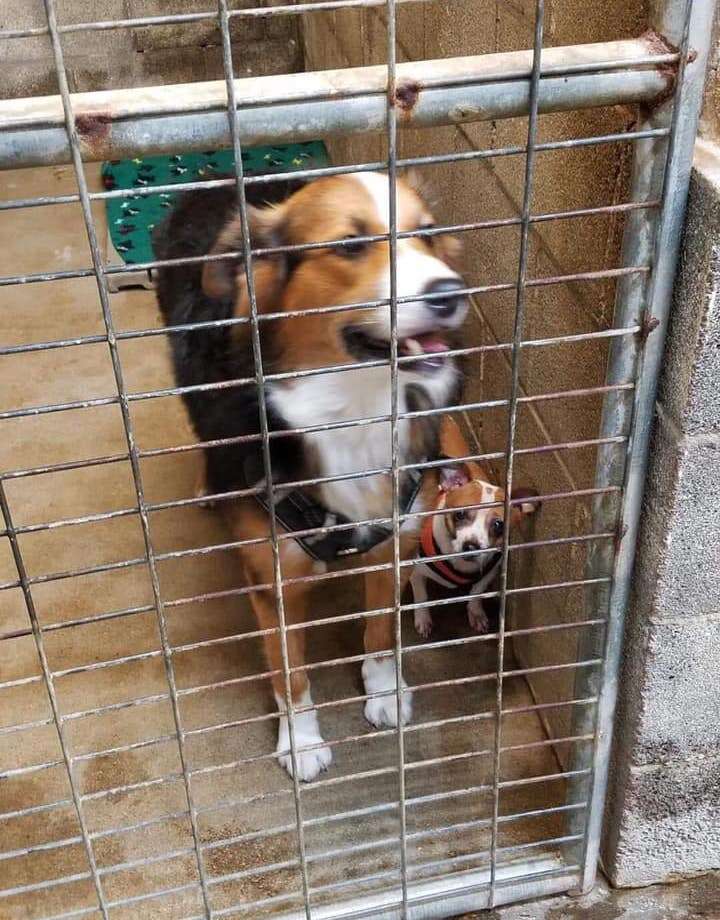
412,416 -> 540,639
155,172 -> 469,781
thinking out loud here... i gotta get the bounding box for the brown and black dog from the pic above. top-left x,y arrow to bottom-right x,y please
155,173 -> 469,780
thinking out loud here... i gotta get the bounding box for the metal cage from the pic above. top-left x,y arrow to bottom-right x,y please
0,0 -> 715,917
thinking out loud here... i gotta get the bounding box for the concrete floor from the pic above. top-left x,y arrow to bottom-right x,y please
470,870 -> 720,919
1,165 -> 580,919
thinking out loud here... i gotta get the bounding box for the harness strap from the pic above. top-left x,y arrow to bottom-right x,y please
248,457 -> 425,563
419,513 -> 477,587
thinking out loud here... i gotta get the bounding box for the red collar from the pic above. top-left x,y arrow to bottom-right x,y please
420,512 -> 476,587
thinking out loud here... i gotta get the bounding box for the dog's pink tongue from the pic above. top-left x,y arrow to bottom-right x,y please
414,332 -> 449,354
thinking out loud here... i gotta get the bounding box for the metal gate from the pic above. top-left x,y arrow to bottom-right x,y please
0,0 -> 715,917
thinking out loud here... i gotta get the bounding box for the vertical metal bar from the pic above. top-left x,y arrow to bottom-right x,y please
0,482 -> 109,918
40,2 -> 214,916
488,1 -> 545,907
573,0 -> 717,895
385,0 -> 410,913
215,3 -> 313,917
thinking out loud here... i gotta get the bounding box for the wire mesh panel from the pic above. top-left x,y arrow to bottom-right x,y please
0,0 -> 715,918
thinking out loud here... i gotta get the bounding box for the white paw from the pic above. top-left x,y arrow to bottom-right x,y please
414,609 -> 433,639
276,734 -> 332,782
467,599 -> 490,633
275,690 -> 332,782
362,656 -> 413,728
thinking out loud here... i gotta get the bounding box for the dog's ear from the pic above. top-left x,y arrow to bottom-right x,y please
511,486 -> 541,516
438,457 -> 471,492
201,204 -> 287,314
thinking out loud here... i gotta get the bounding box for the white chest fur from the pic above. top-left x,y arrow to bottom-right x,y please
271,362 -> 456,522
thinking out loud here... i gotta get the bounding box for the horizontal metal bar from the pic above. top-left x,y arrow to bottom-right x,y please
5,425 -> 626,541
1,764 -> 589,839
212,839 -> 581,917
0,126 -> 668,215
0,716 -> 55,736
0,324 -> 638,435
206,800 -> 586,890
28,906 -> 100,920
1,666 -> 598,758
2,664 -> 600,807
0,759 -> 64,781
1,452 -> 129,482
0,39 -> 674,168
0,0 -> 459,40
0,793 -> 584,885
105,880 -> 199,911
0,798 -> 74,823
0,195 -> 657,359
0,834 -> 84,864
0,871 -> 92,900
3,490 -> 613,590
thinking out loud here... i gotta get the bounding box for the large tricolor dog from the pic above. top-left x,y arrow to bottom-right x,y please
155,172 -> 469,781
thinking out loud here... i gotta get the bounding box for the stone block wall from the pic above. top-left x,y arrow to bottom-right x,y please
0,0 -> 302,98
602,141 -> 720,886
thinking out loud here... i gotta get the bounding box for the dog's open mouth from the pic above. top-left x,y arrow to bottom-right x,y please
343,328 -> 451,373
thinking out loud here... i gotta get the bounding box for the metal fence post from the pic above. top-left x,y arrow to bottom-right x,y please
572,0 -> 717,895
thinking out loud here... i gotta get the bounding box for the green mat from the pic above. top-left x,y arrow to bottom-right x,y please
102,142 -> 329,265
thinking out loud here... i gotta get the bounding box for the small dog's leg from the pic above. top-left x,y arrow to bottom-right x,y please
411,568 -> 433,639
467,586 -> 490,634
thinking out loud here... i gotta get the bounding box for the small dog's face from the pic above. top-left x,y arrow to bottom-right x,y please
438,465 -> 540,558
201,173 -> 468,376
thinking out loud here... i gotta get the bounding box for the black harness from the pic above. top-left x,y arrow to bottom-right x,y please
245,455 -> 425,563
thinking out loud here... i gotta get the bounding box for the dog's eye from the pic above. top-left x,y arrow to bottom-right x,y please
454,510 -> 467,524
335,235 -> 369,258
490,518 -> 504,538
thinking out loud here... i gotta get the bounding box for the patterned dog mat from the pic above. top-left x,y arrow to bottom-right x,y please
102,141 -> 330,266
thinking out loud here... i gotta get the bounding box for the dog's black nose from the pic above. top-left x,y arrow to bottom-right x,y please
423,278 -> 466,317
463,540 -> 480,554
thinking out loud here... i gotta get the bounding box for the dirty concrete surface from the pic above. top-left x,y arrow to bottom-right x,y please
463,869 -> 720,919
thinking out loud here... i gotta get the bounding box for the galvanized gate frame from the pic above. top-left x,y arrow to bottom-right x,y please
0,0 -> 716,917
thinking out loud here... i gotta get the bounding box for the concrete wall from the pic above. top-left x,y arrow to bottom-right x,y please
1,0 -> 302,98
303,1 -> 647,750
601,141 -> 720,887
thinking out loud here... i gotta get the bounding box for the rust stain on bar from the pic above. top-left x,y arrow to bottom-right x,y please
75,111 -> 112,152
393,79 -> 420,114
639,29 -> 679,108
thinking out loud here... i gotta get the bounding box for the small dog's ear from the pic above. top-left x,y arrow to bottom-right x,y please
438,458 -> 471,492
512,486 -> 541,515
201,204 -> 286,313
